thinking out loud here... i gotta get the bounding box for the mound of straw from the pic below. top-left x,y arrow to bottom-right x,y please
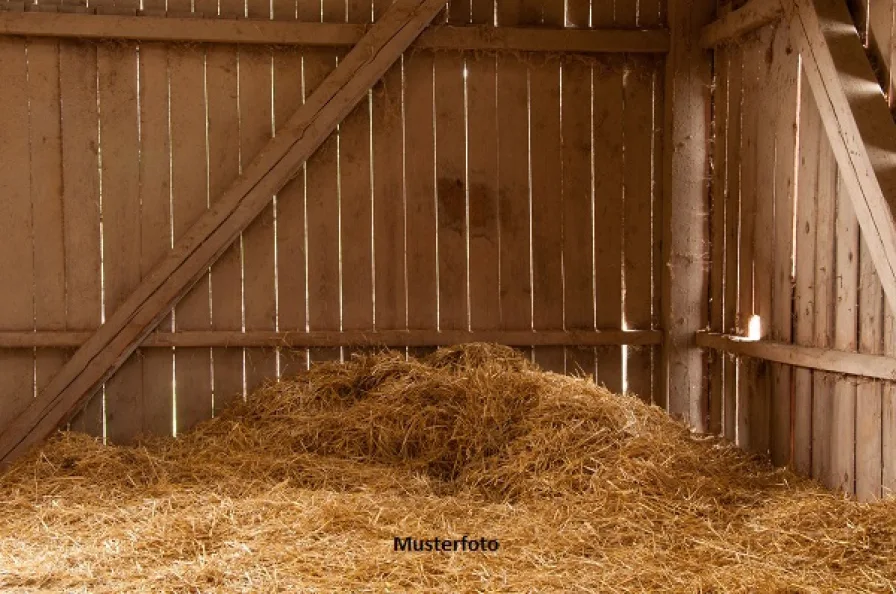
1,344 -> 895,592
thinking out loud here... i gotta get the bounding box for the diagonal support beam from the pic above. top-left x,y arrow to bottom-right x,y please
700,0 -> 783,48
786,0 -> 896,317
0,0 -> 446,467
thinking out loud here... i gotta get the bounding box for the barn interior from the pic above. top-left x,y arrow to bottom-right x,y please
1,0 -> 896,590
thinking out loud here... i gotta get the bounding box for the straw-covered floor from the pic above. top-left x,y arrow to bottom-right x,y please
1,344 -> 894,592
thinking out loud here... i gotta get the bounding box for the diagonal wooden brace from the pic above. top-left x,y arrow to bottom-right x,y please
0,0 -> 447,467
785,0 -> 896,317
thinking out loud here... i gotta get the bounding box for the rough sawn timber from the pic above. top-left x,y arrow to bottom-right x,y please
0,0 -> 447,467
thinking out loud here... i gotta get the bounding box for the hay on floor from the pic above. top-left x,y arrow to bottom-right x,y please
0,344 -> 894,592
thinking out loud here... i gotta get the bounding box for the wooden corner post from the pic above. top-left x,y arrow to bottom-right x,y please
662,0 -> 715,430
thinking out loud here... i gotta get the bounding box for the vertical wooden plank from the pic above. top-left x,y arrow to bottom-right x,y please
567,0 -> 589,26
434,52 -> 468,335
710,46 -> 730,435
496,50 -> 531,360
592,0 -> 618,391
651,62 -> 666,407
811,138 -> 836,484
61,41 -> 103,436
639,0 -> 664,27
750,27 -> 777,456
793,75 -> 822,475
771,23 -> 799,468
240,43 -> 278,391
205,0 -> 245,415
272,0 -> 307,378
737,39 -> 759,449
404,50 -> 438,355
723,48 -> 743,441
0,41 -> 34,435
530,57 -> 564,374
372,62 -> 406,335
170,44 -> 215,431
857,237 -> 884,500
341,0 -> 375,360
138,41 -> 174,437
467,54 -> 501,336
274,46 -> 309,378
663,0 -> 714,427
624,58 -> 656,402
884,299 -> 896,497
563,57 -> 596,379
28,40 -> 68,422
305,48 -> 343,363
616,0 -> 637,26
470,0 -> 492,23
594,64 -> 625,394
98,41 -> 142,444
831,177 -> 859,494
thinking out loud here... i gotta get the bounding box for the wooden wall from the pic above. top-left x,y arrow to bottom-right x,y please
0,0 -> 668,442
708,0 -> 896,500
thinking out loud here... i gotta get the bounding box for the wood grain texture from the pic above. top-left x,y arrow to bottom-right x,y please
594,64 -> 625,394
28,40 -> 69,436
563,56 -> 595,379
170,44 -> 215,432
793,74 -> 821,475
771,22 -> 798,467
709,45 -> 729,436
529,56 -> 564,374
857,235 -> 884,500
205,27 -> 245,417
138,41 -> 174,437
372,62 -> 406,334
467,53 -> 501,336
662,0 -> 713,427
0,40 -> 34,436
60,41 -> 103,436
97,41 -> 142,444
723,48 -> 743,441
624,57 -> 656,402
434,51 -> 468,333
404,49 -> 438,355
496,51 -> 531,363
240,43 -> 279,389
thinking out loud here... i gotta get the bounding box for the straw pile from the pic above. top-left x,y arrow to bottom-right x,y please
1,344 -> 894,592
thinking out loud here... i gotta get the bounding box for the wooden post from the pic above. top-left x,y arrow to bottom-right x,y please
662,0 -> 714,429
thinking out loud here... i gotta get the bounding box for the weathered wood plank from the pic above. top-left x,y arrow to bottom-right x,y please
594,62 -> 625,394
700,0 -> 782,48
61,41 -> 103,436
662,0 -> 714,426
0,0 -> 448,467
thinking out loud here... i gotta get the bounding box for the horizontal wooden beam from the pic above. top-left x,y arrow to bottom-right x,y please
0,11 -> 670,53
0,330 -> 662,349
697,332 -> 896,382
700,0 -> 783,48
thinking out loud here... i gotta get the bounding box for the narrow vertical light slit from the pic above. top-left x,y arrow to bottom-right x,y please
166,51 -> 178,436
302,56 -> 311,370
271,54 -> 281,379
792,57 -> 803,280
236,50 -> 247,399
203,49 -> 216,412
559,63 -> 566,337
96,50 -> 108,443
495,55 -> 503,324
463,59 -> 472,331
